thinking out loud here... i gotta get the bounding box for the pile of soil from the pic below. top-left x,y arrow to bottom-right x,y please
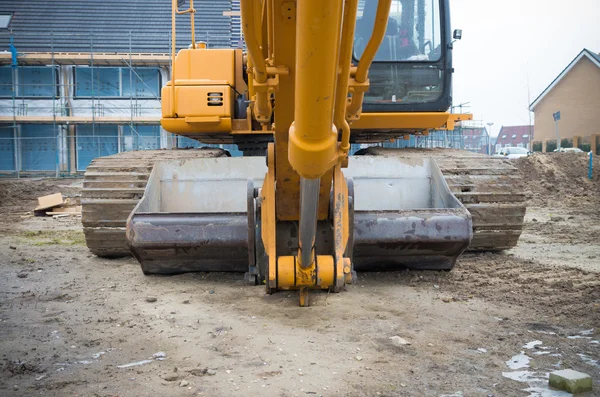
0,179 -> 81,209
514,152 -> 600,207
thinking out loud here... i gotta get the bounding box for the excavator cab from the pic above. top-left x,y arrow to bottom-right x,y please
355,0 -> 451,113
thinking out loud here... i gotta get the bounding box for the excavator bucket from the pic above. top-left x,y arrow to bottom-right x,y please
126,157 -> 266,274
347,156 -> 472,271
125,155 -> 472,276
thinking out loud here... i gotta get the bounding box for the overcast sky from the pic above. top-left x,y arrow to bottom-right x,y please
450,0 -> 600,136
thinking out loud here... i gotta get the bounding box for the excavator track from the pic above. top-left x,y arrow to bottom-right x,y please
361,148 -> 526,251
82,148 -> 229,257
83,147 -> 525,258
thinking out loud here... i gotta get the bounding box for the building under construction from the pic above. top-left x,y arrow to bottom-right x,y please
0,0 -> 241,176
0,0 -> 491,177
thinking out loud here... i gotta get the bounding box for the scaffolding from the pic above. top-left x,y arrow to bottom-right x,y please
350,122 -> 492,155
0,31 -> 237,178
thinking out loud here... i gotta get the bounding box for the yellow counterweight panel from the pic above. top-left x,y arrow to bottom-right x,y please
161,85 -> 232,133
172,48 -> 235,83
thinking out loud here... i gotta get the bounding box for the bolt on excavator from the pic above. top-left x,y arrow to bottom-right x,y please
82,0 -> 526,306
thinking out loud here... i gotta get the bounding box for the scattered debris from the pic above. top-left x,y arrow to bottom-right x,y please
207,369 -> 217,376
145,296 -> 158,303
33,193 -> 81,217
550,216 -> 564,222
506,352 -> 531,370
183,299 -> 190,304
17,272 -> 28,279
117,352 -> 167,368
117,359 -> 153,369
355,355 -> 363,361
179,380 -> 189,387
163,373 -> 180,381
389,336 -> 411,346
549,369 -> 592,394
522,341 -> 543,349
34,193 -> 64,214
477,348 -> 487,353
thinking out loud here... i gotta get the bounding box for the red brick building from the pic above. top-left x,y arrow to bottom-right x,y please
494,125 -> 534,152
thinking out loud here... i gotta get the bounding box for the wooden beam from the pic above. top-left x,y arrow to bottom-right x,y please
0,116 -> 161,124
0,52 -> 171,66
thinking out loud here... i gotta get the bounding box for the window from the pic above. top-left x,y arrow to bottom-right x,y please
0,67 -> 12,96
354,0 -> 445,106
501,134 -> 507,139
75,67 -> 161,98
122,68 -> 160,98
0,66 -> 57,98
523,134 -> 529,138
0,14 -> 12,29
19,67 -> 56,97
355,0 -> 442,62
512,134 -> 517,138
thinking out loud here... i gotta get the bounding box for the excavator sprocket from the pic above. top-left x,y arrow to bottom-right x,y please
360,148 -> 526,251
81,148 -> 230,257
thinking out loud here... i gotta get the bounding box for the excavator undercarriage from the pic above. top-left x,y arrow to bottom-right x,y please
81,0 -> 526,306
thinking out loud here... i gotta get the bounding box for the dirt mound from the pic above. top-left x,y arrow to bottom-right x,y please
514,153 -> 599,207
0,179 -> 81,208
450,253 -> 600,327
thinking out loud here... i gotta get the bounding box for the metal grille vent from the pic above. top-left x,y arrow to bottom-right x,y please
207,92 -> 223,106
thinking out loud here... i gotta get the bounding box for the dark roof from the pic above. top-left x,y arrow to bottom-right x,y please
529,49 -> 600,111
495,125 -> 534,145
0,0 -> 236,53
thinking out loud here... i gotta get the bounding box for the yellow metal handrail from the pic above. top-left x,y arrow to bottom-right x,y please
347,0 -> 392,119
169,0 -> 197,117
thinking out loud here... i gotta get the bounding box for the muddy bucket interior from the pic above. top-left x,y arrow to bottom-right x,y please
346,156 -> 473,270
126,157 -> 266,274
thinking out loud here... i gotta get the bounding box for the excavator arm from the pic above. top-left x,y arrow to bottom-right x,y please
122,0 -> 476,306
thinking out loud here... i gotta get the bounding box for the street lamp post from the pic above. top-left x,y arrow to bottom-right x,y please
487,122 -> 494,155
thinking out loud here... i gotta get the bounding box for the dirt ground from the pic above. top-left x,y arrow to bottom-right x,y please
0,152 -> 598,397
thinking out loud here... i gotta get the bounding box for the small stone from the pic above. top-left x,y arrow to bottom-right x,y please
477,348 -> 487,353
207,369 -> 217,376
442,297 -> 454,303
209,289 -> 215,294
17,272 -> 28,279
433,284 -> 440,289
400,383 -> 407,387
355,355 -> 363,361
188,368 -> 208,376
568,216 -> 575,220
389,336 -> 411,346
531,218 -> 538,222
179,380 -> 189,387
145,296 -> 157,303
9,246 -> 16,250
183,300 -> 190,304
549,369 -> 592,394
550,216 -> 564,222
162,373 -> 180,382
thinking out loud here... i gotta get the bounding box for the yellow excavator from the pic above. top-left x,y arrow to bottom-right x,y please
82,0 -> 526,306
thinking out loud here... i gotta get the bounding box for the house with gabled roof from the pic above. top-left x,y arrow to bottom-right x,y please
494,125 -> 534,152
529,49 -> 600,152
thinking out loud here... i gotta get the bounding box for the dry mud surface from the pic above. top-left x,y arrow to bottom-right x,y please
0,152 -> 599,397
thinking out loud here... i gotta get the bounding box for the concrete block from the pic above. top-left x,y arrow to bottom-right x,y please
549,369 -> 592,394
